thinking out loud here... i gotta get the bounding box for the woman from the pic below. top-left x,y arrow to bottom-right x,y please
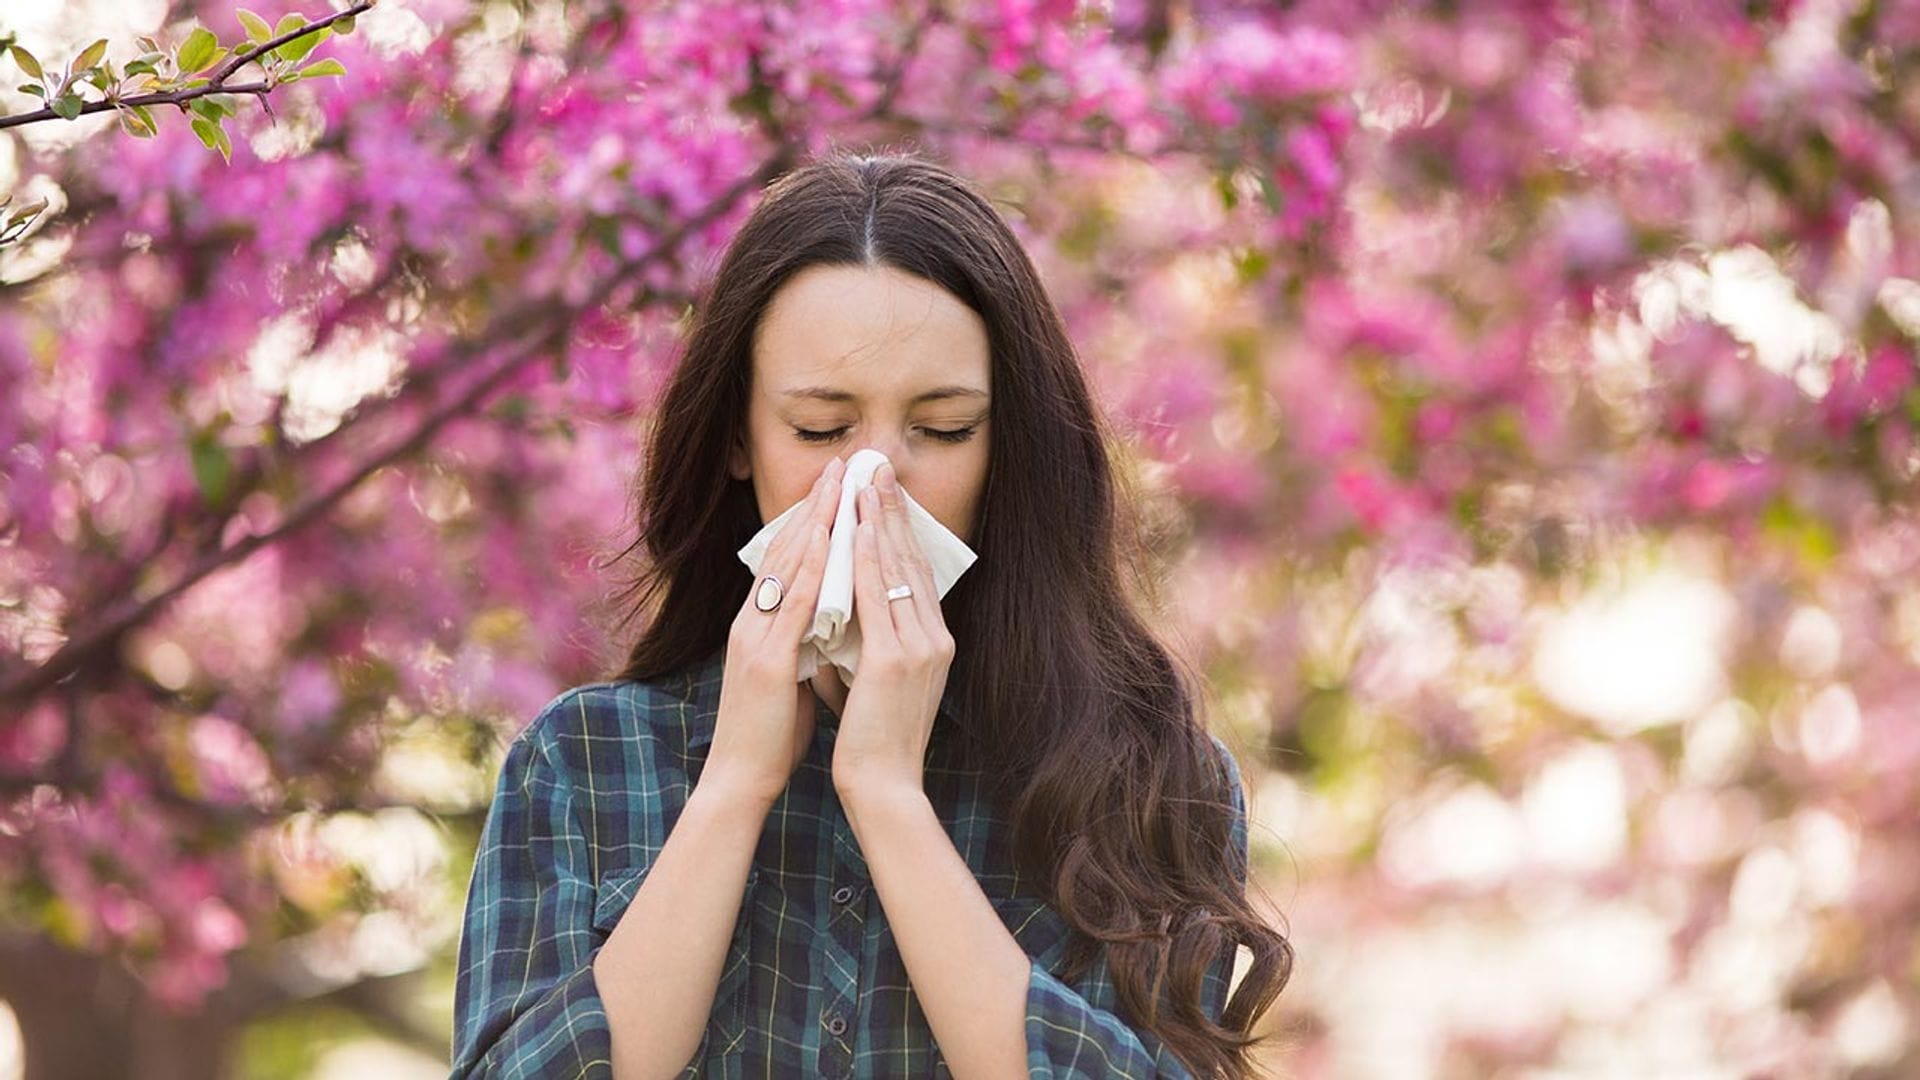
450,151 -> 1291,1079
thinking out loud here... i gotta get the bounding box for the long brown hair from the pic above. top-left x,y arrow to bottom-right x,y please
600,149 -> 1292,1077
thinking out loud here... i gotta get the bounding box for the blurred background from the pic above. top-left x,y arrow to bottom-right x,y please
3,0 -> 1918,1077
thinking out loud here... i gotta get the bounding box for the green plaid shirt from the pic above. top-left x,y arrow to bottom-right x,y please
451,644 -> 1247,1078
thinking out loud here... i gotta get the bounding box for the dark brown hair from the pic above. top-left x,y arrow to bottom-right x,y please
601,148 -> 1292,1077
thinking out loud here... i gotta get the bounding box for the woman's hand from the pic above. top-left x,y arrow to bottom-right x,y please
706,455 -> 845,807
832,460 -> 954,799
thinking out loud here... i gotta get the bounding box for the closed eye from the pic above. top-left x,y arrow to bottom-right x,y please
793,426 -> 978,444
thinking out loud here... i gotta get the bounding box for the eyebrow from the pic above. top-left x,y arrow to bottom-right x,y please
779,384 -> 989,403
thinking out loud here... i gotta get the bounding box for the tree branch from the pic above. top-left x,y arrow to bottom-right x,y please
0,151 -> 789,711
0,3 -> 376,132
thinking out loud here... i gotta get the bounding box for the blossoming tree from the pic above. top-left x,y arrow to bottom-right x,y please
2,0 -> 1916,1075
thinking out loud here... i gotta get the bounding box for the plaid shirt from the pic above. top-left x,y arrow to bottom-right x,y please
451,644 -> 1248,1079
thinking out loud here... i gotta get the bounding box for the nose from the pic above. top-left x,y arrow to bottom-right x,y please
860,440 -> 910,490
857,442 -> 905,476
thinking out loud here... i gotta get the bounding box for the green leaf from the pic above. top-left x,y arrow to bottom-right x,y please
189,114 -> 221,150
17,82 -> 43,98
50,94 -> 83,120
123,60 -> 155,78
131,103 -> 157,131
237,9 -> 273,44
9,45 -> 44,81
118,105 -> 155,138
189,114 -> 233,161
271,12 -> 312,62
190,94 -> 236,121
334,15 -> 357,35
73,38 -> 108,73
275,23 -> 328,64
135,36 -> 162,56
296,58 -> 346,79
190,434 -> 231,505
176,28 -> 218,74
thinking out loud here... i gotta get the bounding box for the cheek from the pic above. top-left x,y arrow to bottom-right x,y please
917,479 -> 982,540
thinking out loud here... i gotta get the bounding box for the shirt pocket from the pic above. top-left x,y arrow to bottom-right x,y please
592,862 -> 759,1077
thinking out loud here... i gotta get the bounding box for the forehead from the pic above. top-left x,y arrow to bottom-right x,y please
753,263 -> 990,390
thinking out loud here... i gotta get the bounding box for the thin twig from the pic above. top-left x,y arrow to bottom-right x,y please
0,2 -> 375,131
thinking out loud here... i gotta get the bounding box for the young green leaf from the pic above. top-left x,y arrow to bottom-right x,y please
188,96 -> 238,124
237,9 -> 273,44
9,45 -> 44,81
296,58 -> 347,79
117,105 -> 156,138
334,15 -> 357,35
189,113 -> 220,150
276,24 -> 330,64
50,94 -> 84,121
17,82 -> 44,98
73,38 -> 108,73
188,114 -> 233,162
176,28 -> 218,74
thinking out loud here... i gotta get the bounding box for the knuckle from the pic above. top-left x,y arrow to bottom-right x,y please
743,651 -> 784,683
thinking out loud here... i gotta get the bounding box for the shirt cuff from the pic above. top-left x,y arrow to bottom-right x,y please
1022,957 -> 1188,1079
462,959 -> 614,1080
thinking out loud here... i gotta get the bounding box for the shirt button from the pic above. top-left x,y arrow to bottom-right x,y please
832,885 -> 854,905
824,1014 -> 847,1036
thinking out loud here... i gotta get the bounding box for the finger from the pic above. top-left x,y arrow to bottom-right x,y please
861,482 -> 923,645
850,489 -> 897,650
876,470 -> 938,629
758,462 -> 827,576
765,457 -> 842,585
745,458 -> 839,619
869,487 -> 923,646
770,515 -> 831,642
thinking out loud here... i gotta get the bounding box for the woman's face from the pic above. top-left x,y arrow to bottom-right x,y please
730,263 -> 992,547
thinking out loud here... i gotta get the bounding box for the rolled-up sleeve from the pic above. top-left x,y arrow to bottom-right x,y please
450,719 -> 612,1079
1024,735 -> 1249,1079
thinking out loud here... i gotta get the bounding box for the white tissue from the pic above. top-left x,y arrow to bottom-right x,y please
736,448 -> 978,685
